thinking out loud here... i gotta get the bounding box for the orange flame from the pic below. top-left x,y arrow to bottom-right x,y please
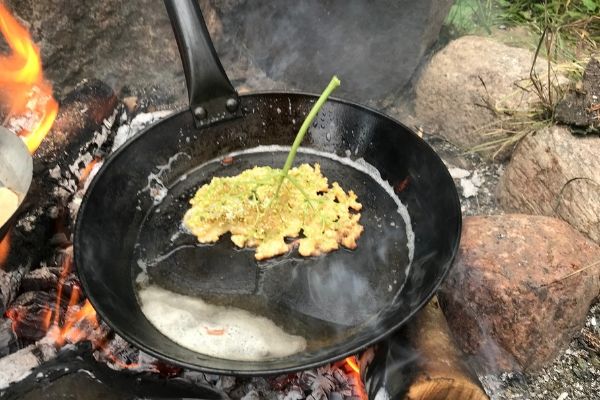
0,3 -> 58,153
44,255 -> 139,369
45,255 -> 98,347
345,356 -> 360,374
345,356 -> 368,400
0,231 -> 10,268
5,252 -> 141,370
79,158 -> 100,186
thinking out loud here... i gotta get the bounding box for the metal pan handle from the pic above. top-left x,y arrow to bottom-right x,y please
164,0 -> 240,127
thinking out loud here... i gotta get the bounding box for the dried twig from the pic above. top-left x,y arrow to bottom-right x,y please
541,259 -> 600,287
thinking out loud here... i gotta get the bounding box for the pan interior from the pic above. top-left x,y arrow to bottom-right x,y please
133,146 -> 411,356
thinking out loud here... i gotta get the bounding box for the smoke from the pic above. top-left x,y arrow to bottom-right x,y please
210,0 -> 453,104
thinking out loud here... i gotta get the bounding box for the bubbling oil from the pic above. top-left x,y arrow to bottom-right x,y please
134,145 -> 415,359
138,284 -> 307,361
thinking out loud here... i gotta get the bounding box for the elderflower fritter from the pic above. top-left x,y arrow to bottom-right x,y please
183,163 -> 363,260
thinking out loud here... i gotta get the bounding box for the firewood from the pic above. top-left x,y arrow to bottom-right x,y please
364,297 -> 488,400
0,339 -> 57,390
404,297 -> 488,400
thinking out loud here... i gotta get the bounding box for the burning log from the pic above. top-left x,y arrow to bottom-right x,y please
33,79 -> 118,165
405,297 -> 488,400
0,80 -> 117,314
0,338 -> 57,390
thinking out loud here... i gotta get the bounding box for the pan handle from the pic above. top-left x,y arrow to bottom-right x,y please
164,0 -> 240,127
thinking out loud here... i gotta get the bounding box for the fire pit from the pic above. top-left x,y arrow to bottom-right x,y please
0,1 -> 496,399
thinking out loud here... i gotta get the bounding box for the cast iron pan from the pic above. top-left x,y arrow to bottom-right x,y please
74,0 -> 461,375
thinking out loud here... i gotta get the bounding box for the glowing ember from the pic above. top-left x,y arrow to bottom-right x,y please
78,158 -> 100,186
0,231 -> 10,268
0,3 -> 58,153
345,356 -> 360,374
345,356 -> 368,400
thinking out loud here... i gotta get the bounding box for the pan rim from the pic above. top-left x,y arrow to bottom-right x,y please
74,91 -> 462,375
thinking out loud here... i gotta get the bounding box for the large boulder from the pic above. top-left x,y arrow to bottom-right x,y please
499,126 -> 600,243
438,215 -> 600,372
415,36 -> 558,152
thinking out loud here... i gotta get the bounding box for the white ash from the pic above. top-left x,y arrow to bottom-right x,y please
15,212 -> 38,232
0,338 -> 57,390
448,167 -> 471,179
69,109 -> 116,180
447,165 -> 485,199
112,110 -> 173,152
460,178 -> 478,198
181,363 -> 366,400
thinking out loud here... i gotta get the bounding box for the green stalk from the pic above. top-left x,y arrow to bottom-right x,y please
274,75 -> 341,196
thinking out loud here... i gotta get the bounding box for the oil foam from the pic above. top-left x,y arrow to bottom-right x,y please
138,285 -> 307,361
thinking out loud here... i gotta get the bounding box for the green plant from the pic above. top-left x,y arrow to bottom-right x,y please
455,0 -> 599,158
445,0 -> 499,35
497,0 -> 599,57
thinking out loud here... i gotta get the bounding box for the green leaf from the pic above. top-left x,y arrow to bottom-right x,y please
519,10 -> 532,20
581,0 -> 598,12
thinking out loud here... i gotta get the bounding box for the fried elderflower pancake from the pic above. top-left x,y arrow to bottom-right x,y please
183,163 -> 363,260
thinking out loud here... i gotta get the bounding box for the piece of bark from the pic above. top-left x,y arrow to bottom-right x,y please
555,58 -> 600,134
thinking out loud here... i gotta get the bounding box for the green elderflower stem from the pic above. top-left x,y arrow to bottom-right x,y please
274,76 -> 341,198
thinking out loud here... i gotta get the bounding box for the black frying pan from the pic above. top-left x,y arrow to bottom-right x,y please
74,0 -> 461,375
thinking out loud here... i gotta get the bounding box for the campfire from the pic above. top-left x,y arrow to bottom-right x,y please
0,3 -> 491,400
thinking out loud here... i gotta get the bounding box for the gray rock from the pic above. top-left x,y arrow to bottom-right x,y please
439,215 -> 600,373
498,126 -> 600,243
211,0 -> 453,103
414,36 -> 560,152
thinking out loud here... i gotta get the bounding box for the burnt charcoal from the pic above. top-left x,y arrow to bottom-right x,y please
0,262 -> 29,315
93,334 -> 153,372
19,265 -> 77,295
0,318 -> 18,357
6,291 -> 55,343
18,267 -> 60,293
7,283 -> 79,344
